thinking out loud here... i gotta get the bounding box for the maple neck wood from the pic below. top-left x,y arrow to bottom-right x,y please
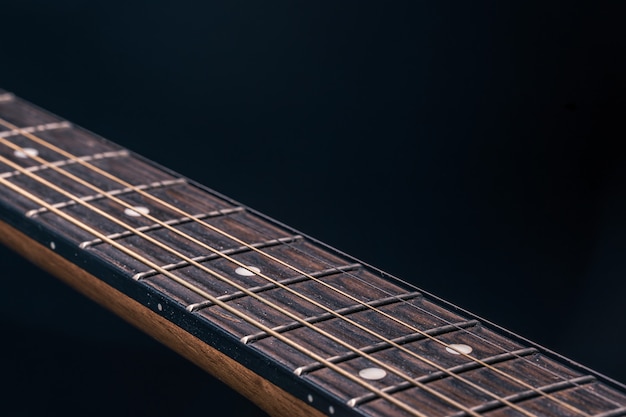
0,89 -> 626,417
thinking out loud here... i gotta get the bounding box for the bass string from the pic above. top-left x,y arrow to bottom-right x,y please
0,154 -> 447,417
0,115 -> 588,416
22,124 -> 605,417
3,126 -> 560,417
0,118 -> 588,415
0,115 -> 592,416
0,123 -> 567,417
219,208 -> 608,401
0,141 -> 485,417
0,145 -> 536,417
234,211 -> 620,404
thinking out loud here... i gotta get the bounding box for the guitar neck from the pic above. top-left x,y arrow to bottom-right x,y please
0,89 -> 625,417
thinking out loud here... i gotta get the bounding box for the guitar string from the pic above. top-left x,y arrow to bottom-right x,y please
0,133 -> 558,417
0,116 -> 591,416
0,120 -> 586,400
0,141 -> 566,417
218,208 -> 608,403
230,212 -> 614,399
0,115 -> 594,416
0,154 -> 448,417
0,142 -> 487,417
0,128 -> 560,417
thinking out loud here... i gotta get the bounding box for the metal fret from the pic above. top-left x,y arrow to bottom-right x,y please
133,235 -> 303,280
0,121 -> 71,138
28,178 -> 186,218
1,149 -> 129,180
3,89 -> 626,417
596,407 -> 626,417
187,263 -> 362,312
80,206 -> 244,248
242,291 -> 423,345
448,375 -> 596,417
295,320 -> 480,377
347,347 -> 538,407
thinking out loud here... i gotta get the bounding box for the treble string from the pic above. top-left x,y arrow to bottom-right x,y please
0,116 -> 592,416
0,153 -> 456,417
0,116 -> 590,416
0,124 -> 570,417
0,140 -> 533,417
0,145 -> 489,417
259,225 -> 610,406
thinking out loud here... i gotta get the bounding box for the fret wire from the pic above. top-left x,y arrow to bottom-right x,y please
0,116 -> 595,415
595,407 -> 626,417
349,347 -> 540,407
0,149 -> 128,180
132,234 -> 302,280
80,207 -> 244,249
0,138 -> 482,417
0,156 -> 437,417
187,263 -> 362,312
192,194 -> 602,406
25,178 -> 186,218
0,121 -> 71,138
233,212 -> 614,407
241,292 -> 423,345
0,128 -> 550,417
0,116 -> 595,417
448,376 -> 598,417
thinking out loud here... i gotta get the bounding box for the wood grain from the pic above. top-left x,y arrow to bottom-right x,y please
0,219 -> 325,417
3,91 -> 626,416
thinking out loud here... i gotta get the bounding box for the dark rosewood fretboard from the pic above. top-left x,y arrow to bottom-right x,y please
0,89 -> 625,417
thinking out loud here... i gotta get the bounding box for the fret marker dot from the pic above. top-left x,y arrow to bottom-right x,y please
124,206 -> 150,217
235,266 -> 260,276
329,406 -> 335,415
49,241 -> 56,250
359,367 -> 387,380
14,147 -> 38,158
157,303 -> 163,311
307,394 -> 313,403
446,343 -> 473,355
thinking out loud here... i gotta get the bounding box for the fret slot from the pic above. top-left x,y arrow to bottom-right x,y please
0,149 -> 128,180
241,291 -> 424,345
0,121 -> 71,139
294,320 -> 480,377
29,178 -> 186,218
133,235 -> 303,280
347,347 -> 537,407
447,375 -> 596,417
187,263 -> 362,312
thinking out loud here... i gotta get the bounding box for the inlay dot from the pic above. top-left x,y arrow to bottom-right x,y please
49,241 -> 56,250
235,266 -> 261,276
124,206 -> 150,217
307,394 -> 313,403
445,343 -> 473,355
359,367 -> 387,380
328,406 -> 335,415
157,303 -> 163,311
14,147 -> 38,158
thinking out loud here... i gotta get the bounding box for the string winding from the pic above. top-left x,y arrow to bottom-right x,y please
0,112 -> 601,416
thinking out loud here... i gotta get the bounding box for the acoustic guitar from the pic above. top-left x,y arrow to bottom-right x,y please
0,89 -> 625,417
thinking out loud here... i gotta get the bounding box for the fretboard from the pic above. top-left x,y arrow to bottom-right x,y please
1,89 -> 625,417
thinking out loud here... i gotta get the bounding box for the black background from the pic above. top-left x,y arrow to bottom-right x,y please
1,2 -> 626,416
